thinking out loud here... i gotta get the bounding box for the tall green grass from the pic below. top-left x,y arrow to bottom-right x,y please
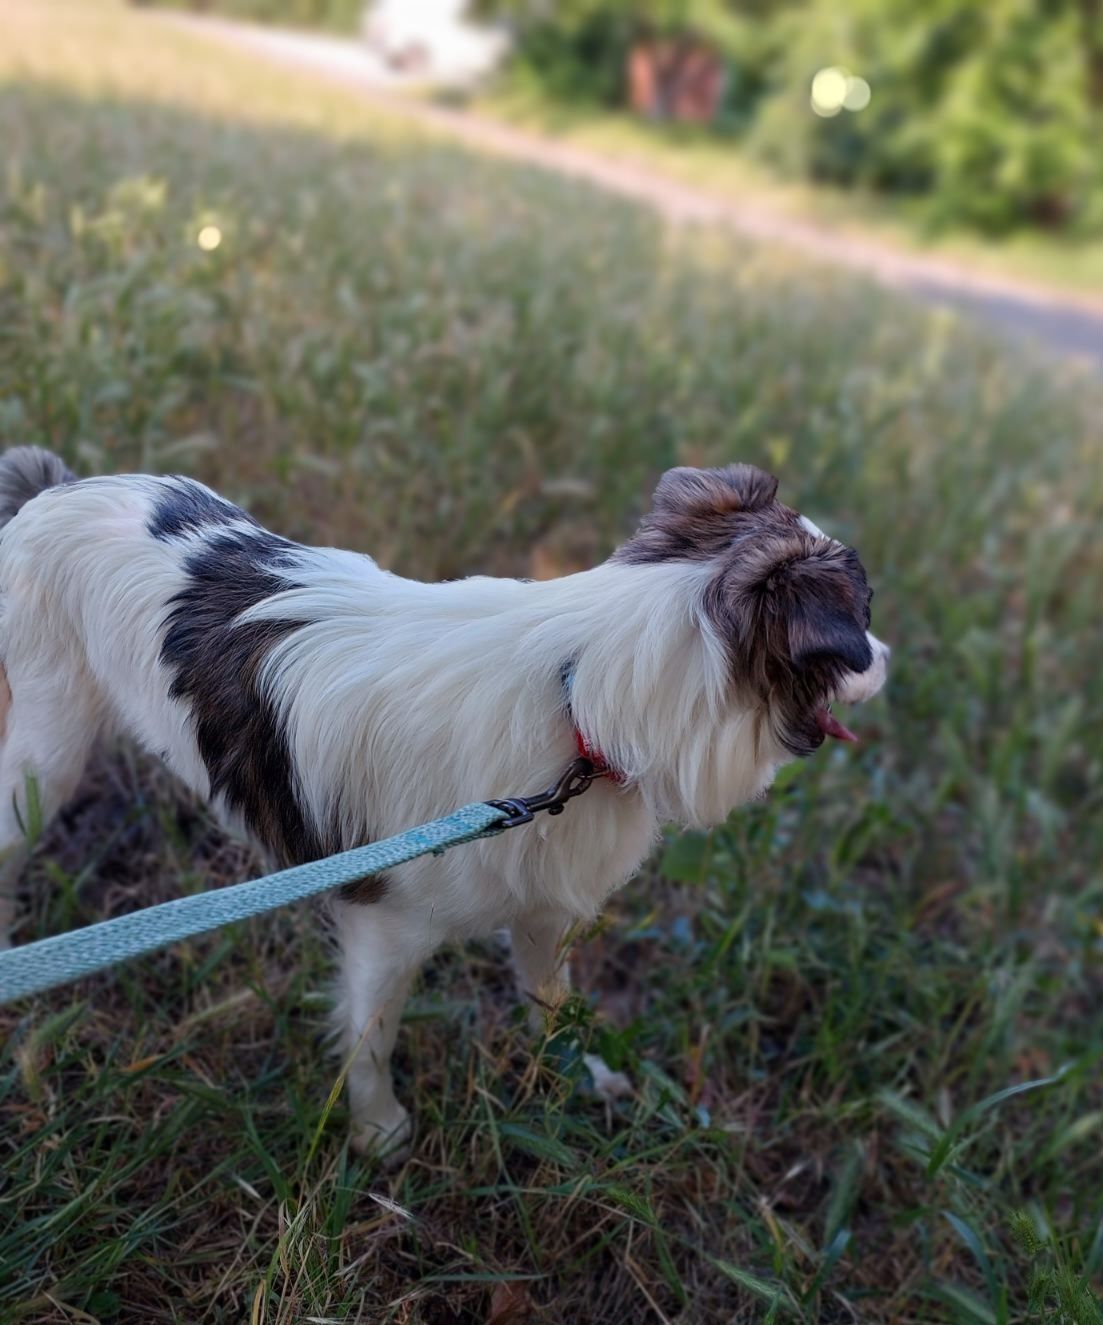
1,3 -> 1102,1321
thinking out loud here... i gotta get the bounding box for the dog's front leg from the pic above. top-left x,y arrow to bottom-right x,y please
510,907 -> 633,1106
332,897 -> 426,1161
509,908 -> 573,1033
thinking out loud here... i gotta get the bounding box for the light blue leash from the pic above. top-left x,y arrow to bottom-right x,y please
0,757 -> 601,1005
0,803 -> 504,1004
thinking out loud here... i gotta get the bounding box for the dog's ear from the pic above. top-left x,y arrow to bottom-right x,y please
706,538 -> 872,679
701,528 -> 876,756
652,464 -> 779,517
615,464 -> 781,565
762,545 -> 873,679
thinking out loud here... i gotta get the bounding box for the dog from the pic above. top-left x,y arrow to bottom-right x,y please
0,448 -> 888,1154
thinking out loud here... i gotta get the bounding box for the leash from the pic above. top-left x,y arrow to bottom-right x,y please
0,757 -> 602,1005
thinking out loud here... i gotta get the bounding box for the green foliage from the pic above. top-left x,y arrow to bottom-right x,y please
1008,1209 -> 1103,1324
479,0 -> 778,109
496,0 -> 1103,235
929,3 -> 1099,233
750,0 -> 1102,235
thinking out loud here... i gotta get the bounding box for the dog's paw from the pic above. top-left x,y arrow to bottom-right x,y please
349,1101 -> 412,1169
582,1052 -> 633,1104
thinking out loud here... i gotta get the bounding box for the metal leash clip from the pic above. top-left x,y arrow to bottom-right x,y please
487,756 -> 601,830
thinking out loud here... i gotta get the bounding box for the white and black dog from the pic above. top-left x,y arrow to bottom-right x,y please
0,448 -> 887,1153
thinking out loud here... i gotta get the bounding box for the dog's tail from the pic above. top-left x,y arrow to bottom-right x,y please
0,446 -> 75,530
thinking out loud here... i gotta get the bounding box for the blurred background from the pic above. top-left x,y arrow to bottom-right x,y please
482,0 -> 1103,239
146,0 -> 1103,253
2,2 -> 1101,1323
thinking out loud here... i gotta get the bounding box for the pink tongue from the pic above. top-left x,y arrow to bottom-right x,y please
816,707 -> 859,743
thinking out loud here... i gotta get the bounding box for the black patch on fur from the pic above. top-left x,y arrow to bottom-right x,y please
337,874 -> 389,905
615,464 -> 877,757
148,477 -> 257,542
160,527 -> 325,866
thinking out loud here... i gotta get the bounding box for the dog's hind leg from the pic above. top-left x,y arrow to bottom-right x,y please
0,654 -> 104,948
331,897 -> 430,1162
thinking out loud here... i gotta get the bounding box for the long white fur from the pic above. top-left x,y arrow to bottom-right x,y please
0,466 -> 888,1154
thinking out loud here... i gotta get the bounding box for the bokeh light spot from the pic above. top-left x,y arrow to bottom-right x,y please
810,66 -> 849,117
811,67 -> 872,116
844,76 -> 872,111
197,224 -> 222,251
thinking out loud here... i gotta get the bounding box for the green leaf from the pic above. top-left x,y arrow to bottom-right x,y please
660,830 -> 712,883
944,1212 -> 1004,1324
928,1068 -> 1070,1176
930,1280 -> 998,1325
498,1123 -> 577,1169
655,1230 -> 688,1306
705,1254 -> 789,1310
639,1059 -> 688,1106
877,1089 -> 943,1142
803,1227 -> 851,1305
823,1141 -> 863,1244
1038,1112 -> 1103,1164
959,1067 -> 1072,1128
17,771 -> 44,846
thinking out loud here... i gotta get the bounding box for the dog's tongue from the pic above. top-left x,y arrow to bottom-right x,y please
816,707 -> 859,743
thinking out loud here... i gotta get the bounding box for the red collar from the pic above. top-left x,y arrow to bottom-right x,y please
574,728 -> 626,785
563,662 -> 626,784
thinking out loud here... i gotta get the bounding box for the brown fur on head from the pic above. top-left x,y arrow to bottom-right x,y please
614,464 -> 876,756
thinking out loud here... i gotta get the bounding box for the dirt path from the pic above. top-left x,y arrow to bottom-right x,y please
171,14 -> 1103,371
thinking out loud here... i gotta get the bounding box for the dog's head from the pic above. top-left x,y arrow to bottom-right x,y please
614,463 -> 888,763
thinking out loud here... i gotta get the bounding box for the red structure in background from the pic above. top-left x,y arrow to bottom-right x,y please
627,38 -> 726,124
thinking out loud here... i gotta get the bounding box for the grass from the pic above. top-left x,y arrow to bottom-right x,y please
475,82 -> 1103,301
2,1 -> 1103,1321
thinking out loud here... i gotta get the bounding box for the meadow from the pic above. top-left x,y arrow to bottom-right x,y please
1,2 -> 1102,1321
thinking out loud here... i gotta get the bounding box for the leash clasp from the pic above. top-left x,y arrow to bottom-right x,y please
487,756 -> 602,830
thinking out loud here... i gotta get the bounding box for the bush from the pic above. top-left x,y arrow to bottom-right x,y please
495,0 -> 1103,236
749,0 -> 1102,235
929,3 -> 1099,232
479,0 -> 777,111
